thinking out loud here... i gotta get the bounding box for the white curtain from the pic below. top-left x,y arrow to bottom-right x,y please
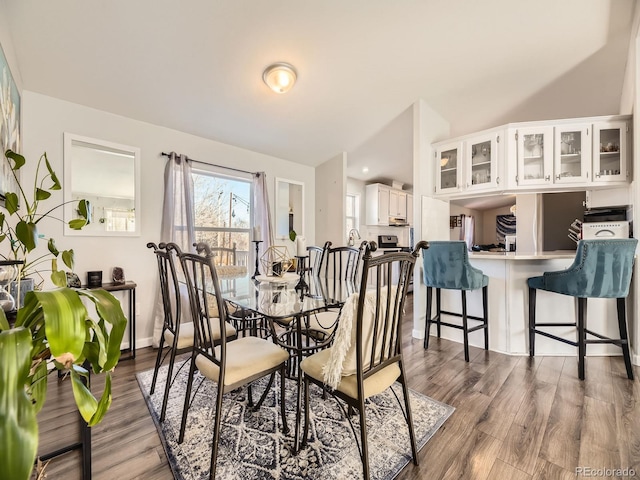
459,214 -> 475,251
252,172 -> 274,250
151,152 -> 195,347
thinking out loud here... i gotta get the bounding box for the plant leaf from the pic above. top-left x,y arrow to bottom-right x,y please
0,327 -> 38,480
78,289 -> 127,371
5,192 -> 19,214
51,269 -> 67,288
44,156 -> 61,190
70,368 -> 98,424
78,199 -> 90,221
90,373 -> 113,426
0,309 -> 9,330
5,150 -> 26,170
289,230 -> 297,241
69,218 -> 87,230
29,360 -> 49,414
61,249 -> 74,270
30,289 -> 87,364
35,188 -> 51,201
48,238 -> 59,256
15,221 -> 38,252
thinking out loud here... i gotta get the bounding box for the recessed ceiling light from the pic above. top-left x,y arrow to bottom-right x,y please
362,167 -> 369,173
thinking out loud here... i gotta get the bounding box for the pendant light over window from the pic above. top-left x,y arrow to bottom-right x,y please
262,63 -> 297,94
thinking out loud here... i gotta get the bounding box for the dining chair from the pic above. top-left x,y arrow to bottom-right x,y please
422,240 -> 489,362
528,238 -> 637,380
306,241 -> 331,276
300,240 -> 427,479
209,242 -> 237,266
173,242 -> 289,480
306,243 -> 361,340
147,242 -> 195,422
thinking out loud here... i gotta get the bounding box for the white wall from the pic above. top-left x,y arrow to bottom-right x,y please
412,100 -> 451,339
20,91 -> 315,348
315,153 -> 346,246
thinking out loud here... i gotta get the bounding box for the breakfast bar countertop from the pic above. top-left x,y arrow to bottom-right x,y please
468,250 -> 576,260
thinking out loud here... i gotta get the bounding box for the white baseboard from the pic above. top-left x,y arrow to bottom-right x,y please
412,329 -> 425,339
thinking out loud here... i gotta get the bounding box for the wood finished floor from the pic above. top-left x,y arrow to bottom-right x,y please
38,297 -> 640,480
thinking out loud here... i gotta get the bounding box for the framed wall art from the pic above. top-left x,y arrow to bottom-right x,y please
0,41 -> 20,203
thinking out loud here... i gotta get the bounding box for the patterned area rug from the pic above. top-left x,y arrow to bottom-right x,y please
137,361 -> 453,480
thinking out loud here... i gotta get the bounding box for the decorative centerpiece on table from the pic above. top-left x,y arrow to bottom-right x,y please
260,245 -> 292,277
0,150 -> 127,480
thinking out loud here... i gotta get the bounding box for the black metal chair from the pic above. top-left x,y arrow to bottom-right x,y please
174,242 -> 289,480
300,240 -> 427,479
147,242 -> 195,422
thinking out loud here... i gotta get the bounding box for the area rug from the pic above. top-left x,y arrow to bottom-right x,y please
137,361 -> 454,480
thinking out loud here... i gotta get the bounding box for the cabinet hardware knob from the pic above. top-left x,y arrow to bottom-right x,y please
496,177 -> 500,184
545,175 -> 550,181
595,173 -> 600,178
556,174 -> 560,180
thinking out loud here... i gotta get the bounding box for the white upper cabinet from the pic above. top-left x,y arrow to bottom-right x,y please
553,124 -> 591,184
593,120 -> 629,183
389,190 -> 407,218
515,126 -> 554,187
464,131 -> 501,192
435,141 -> 463,194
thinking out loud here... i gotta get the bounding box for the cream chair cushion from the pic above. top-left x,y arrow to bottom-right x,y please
165,320 -> 236,350
164,322 -> 195,350
300,348 -> 400,400
195,336 -> 289,388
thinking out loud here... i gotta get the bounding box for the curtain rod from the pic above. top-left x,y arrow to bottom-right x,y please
161,151 -> 258,176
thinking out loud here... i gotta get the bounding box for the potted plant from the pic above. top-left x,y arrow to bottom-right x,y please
0,149 -> 127,480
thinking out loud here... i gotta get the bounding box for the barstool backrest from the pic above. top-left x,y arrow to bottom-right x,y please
539,239 -> 637,298
422,241 -> 487,290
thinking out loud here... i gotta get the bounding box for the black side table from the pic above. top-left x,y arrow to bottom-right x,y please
84,281 -> 137,360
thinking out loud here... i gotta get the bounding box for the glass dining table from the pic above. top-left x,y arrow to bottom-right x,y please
219,271 -> 356,452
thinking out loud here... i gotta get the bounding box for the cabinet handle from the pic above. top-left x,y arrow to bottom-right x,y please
515,175 -> 519,183
586,171 -> 589,178
595,173 -> 601,178
555,174 -> 560,180
496,177 -> 500,184
545,175 -> 550,181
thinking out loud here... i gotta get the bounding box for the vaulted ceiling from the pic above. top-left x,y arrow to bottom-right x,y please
3,0 -> 636,190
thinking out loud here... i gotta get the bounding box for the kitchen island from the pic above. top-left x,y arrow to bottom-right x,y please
420,250 -> 626,358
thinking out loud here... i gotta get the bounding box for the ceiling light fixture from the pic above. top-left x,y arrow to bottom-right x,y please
362,167 -> 369,173
262,63 -> 297,94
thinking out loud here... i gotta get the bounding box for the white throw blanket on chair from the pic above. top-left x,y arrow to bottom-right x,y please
322,287 -> 394,390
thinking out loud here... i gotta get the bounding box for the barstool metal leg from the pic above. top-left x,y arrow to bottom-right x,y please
424,287 -> 433,350
436,288 -> 442,338
616,298 -> 634,380
577,297 -> 587,380
528,287 -> 536,357
482,285 -> 489,351
461,290 -> 469,362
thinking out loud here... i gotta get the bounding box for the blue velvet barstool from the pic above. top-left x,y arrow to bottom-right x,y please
421,241 -> 489,362
528,238 -> 637,380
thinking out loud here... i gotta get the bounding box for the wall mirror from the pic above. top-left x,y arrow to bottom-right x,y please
274,177 -> 304,240
63,133 -> 141,236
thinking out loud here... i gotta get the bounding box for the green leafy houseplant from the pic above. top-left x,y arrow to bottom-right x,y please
0,150 -> 127,480
0,150 -> 90,286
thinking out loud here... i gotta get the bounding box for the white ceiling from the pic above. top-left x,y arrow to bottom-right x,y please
3,0 -> 636,191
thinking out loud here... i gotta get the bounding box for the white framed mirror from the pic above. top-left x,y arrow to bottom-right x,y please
274,177 -> 304,239
63,133 -> 141,236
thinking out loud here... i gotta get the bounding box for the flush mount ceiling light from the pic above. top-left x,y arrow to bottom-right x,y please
262,63 -> 297,94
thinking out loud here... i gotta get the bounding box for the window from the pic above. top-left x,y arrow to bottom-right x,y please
192,169 -> 252,266
345,193 -> 360,233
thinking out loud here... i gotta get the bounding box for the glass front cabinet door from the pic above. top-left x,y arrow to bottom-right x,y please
553,124 -> 591,184
515,126 -> 554,186
464,132 -> 499,192
593,120 -> 628,183
435,142 -> 462,194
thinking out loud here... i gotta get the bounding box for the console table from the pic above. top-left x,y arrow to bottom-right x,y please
84,281 -> 137,360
